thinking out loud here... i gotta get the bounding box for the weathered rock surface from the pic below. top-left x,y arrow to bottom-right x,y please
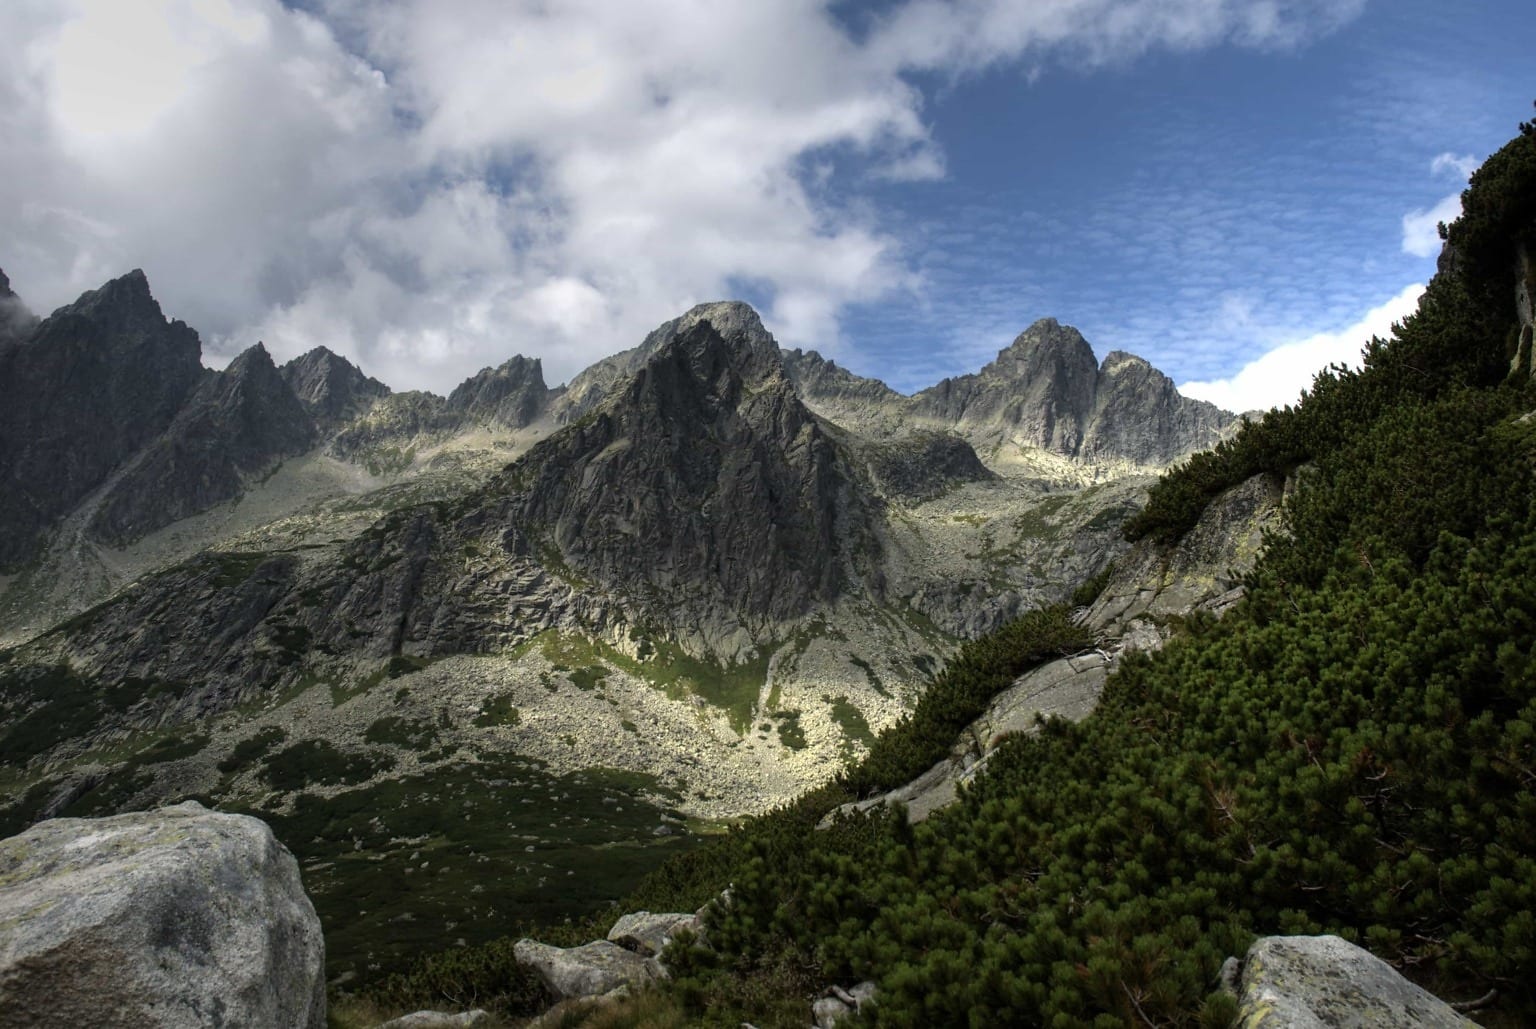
825,470 -> 1286,828
447,355 -> 553,428
513,938 -> 661,1000
281,346 -> 391,429
509,313 -> 884,653
0,800 -> 325,1028
786,318 -> 1234,477
859,431 -> 995,502
0,268 -> 36,342
811,982 -> 879,1028
0,270 -> 203,568
88,342 -> 319,546
1086,471 -> 1284,634
1234,935 -> 1476,1028
372,1010 -> 491,1028
820,652 -> 1112,827
606,911 -> 701,956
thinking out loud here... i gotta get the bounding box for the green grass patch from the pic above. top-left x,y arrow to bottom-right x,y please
540,631 -> 770,735
260,740 -> 394,791
848,655 -> 891,698
237,756 -> 697,985
365,716 -> 441,747
772,710 -> 807,751
218,726 -> 288,774
824,695 -> 874,760
471,696 -> 521,729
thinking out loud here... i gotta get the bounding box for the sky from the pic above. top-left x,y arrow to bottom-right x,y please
0,0 -> 1531,411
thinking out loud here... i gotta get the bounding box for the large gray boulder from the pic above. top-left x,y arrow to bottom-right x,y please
0,800 -> 325,1028
513,938 -> 662,1001
606,911 -> 701,956
1235,935 -> 1476,1028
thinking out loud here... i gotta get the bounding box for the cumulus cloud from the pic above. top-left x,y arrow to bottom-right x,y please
1178,282 -> 1424,413
1401,151 -> 1478,258
0,0 -> 1367,393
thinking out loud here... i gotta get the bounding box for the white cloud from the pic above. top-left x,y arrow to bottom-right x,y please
1401,151 -> 1479,259
1401,194 -> 1460,258
0,0 -> 1367,394
1178,282 -> 1425,412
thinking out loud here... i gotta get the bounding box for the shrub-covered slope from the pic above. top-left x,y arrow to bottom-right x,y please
375,110 -> 1536,1026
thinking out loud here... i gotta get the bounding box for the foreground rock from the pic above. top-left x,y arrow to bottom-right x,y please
373,1011 -> 490,1029
1234,935 -> 1476,1028
513,938 -> 662,1001
0,800 -> 325,1028
606,911 -> 701,956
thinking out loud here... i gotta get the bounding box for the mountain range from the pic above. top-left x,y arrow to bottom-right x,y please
0,264 -> 1233,979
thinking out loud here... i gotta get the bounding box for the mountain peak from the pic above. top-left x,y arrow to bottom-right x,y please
0,267 -> 12,298
281,346 -> 390,425
642,300 -> 782,388
47,268 -> 186,352
447,353 -> 551,428
227,340 -> 276,375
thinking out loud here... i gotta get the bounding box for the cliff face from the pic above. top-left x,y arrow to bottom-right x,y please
0,271 -> 204,569
0,269 -> 36,342
447,355 -> 554,428
510,313 -> 884,638
88,343 -> 320,545
280,346 -> 390,429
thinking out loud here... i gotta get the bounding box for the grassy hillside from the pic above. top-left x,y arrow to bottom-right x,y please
365,110 -> 1536,1025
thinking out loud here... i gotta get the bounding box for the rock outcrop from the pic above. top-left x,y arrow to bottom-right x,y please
280,346 -> 390,429
0,800 -> 325,1028
508,313 -> 884,651
606,911 -> 701,956
0,268 -> 36,342
512,939 -> 662,1001
0,270 -> 204,568
88,342 -> 319,545
825,470 -> 1287,828
1232,935 -> 1476,1028
1086,471 -> 1285,632
786,318 -> 1234,477
447,355 -> 553,428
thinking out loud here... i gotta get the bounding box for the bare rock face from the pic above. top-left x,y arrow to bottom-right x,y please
88,342 -> 318,546
1087,471 -> 1285,633
512,316 -> 883,647
0,800 -> 325,1028
786,318 -> 1232,475
859,431 -> 995,503
1235,935 -> 1475,1028
606,911 -> 700,956
0,270 -> 203,568
280,346 -> 390,429
0,268 -> 36,342
447,355 -> 552,428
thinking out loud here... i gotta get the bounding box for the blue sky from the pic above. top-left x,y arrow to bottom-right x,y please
0,0 -> 1531,410
831,0 -> 1535,404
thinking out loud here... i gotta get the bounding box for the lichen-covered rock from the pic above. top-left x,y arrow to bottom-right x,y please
606,911 -> 700,956
1087,470 -> 1284,633
373,1010 -> 490,1028
513,938 -> 661,1000
0,800 -> 325,1028
1236,935 -> 1476,1028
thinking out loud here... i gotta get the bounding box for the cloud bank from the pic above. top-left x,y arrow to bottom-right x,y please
1,0 -> 1366,393
1178,282 -> 1425,413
